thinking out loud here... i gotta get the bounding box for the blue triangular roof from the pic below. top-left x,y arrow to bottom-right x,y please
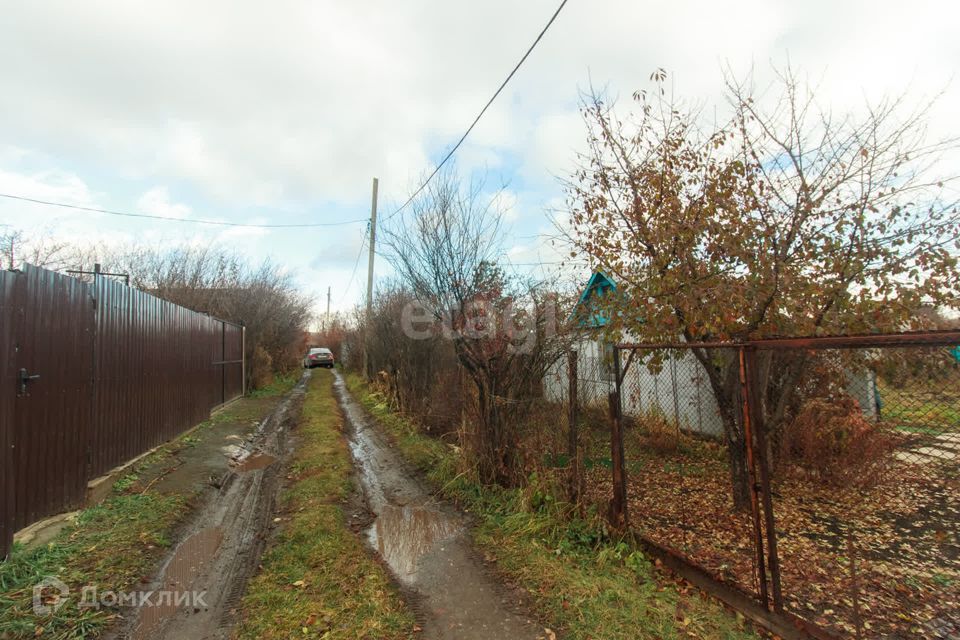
572,271 -> 617,328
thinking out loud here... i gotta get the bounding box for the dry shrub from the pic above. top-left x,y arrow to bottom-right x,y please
781,394 -> 899,488
637,411 -> 680,454
250,345 -> 273,390
421,380 -> 466,437
513,401 -> 569,483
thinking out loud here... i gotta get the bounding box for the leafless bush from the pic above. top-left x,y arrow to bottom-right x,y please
250,345 -> 274,389
0,226 -> 92,271
362,282 -> 464,436
380,167 -> 574,485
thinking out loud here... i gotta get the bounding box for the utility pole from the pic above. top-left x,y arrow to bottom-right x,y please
325,286 -> 331,330
363,177 -> 379,380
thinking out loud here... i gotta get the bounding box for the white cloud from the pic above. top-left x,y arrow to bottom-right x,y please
3,1 -> 956,206
136,186 -> 191,219
0,168 -> 97,208
0,0 -> 957,306
309,232 -> 366,270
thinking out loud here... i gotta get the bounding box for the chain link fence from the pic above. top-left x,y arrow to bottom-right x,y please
767,344 -> 960,639
547,332 -> 960,639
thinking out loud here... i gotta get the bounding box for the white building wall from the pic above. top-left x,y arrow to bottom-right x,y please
545,334 -> 880,439
544,334 -> 726,439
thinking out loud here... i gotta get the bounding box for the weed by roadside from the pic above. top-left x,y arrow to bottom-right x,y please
236,370 -> 415,640
345,373 -> 758,640
247,373 -> 300,399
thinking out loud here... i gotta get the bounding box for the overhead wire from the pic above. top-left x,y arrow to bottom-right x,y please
337,225 -> 369,307
0,193 -> 367,229
381,0 -> 570,223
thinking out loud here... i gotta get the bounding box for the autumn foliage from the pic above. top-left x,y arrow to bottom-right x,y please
565,66 -> 960,508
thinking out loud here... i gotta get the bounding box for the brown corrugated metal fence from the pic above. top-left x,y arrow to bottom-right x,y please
1,264 -> 245,558
0,268 -> 17,559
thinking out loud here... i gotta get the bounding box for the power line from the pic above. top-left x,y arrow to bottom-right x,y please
0,193 -> 367,229
337,226 -> 369,307
371,245 -> 586,269
383,0 -> 570,223
509,261 -> 589,267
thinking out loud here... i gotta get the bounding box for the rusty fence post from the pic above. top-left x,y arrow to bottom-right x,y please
567,349 -> 580,505
738,346 -> 769,609
609,346 -> 628,531
744,346 -> 784,612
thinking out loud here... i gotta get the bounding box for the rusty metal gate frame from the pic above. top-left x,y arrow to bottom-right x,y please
609,329 -> 960,639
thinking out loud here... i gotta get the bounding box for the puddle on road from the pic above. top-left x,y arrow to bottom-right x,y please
130,526 -> 224,639
332,375 -> 461,582
332,372 -> 540,639
235,452 -> 277,472
367,504 -> 460,584
335,378 -> 424,513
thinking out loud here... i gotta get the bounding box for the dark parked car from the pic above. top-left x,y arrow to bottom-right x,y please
303,347 -> 335,369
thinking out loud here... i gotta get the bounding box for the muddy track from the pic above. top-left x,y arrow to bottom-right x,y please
333,372 -> 547,640
112,373 -> 308,640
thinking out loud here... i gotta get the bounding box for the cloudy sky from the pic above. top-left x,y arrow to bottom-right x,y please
1,0 -> 956,319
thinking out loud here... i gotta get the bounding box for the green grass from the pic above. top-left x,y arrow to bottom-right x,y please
345,373 -> 758,640
236,370 -> 415,640
248,372 -> 301,398
878,380 -> 960,434
0,494 -> 188,639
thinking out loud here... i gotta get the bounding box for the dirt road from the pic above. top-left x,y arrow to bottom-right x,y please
333,372 -> 546,640
111,370 -> 544,640
115,374 -> 307,640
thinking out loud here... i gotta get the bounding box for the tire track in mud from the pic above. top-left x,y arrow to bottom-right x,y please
333,372 -> 547,640
112,373 -> 308,640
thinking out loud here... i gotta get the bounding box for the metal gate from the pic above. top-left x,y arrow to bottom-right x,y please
1,266 -> 95,554
0,269 -> 16,555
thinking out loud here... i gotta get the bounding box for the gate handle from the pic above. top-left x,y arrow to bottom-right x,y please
18,368 -> 40,396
